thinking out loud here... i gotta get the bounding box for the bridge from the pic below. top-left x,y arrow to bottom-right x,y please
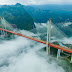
0,18 -> 72,63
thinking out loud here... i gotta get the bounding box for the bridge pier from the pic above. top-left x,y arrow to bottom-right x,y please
70,54 -> 72,63
57,49 -> 61,60
1,30 -> 2,34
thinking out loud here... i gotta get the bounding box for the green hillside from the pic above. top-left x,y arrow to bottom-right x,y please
0,3 -> 35,30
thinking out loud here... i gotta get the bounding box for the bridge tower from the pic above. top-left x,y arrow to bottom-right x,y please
46,20 -> 49,55
46,19 -> 51,55
3,17 -> 7,36
0,17 -> 7,37
0,17 -> 3,36
49,19 -> 51,54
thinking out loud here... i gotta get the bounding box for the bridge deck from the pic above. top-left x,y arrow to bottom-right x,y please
0,28 -> 72,54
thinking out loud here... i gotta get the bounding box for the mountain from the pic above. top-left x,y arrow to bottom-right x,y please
24,5 -> 72,23
32,4 -> 72,11
0,3 -> 35,30
24,5 -> 72,37
56,22 -> 72,37
0,5 -> 2,8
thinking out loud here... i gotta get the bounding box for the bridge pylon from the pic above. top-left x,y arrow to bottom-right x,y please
46,20 -> 49,55
46,19 -> 51,55
0,17 -> 7,37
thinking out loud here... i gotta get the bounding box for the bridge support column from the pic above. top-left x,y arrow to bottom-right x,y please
70,54 -> 72,63
5,23 -> 7,36
46,21 -> 49,55
57,49 -> 61,60
1,30 -> 2,34
48,19 -> 51,54
1,17 -> 5,36
46,19 -> 51,55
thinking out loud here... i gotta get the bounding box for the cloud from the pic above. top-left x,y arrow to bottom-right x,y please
0,0 -> 72,5
0,32 -> 65,72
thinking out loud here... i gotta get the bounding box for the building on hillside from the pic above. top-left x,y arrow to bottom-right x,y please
11,24 -> 17,29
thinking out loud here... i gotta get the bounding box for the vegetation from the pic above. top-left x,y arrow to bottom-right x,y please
24,5 -> 72,23
0,3 -> 35,30
24,5 -> 72,37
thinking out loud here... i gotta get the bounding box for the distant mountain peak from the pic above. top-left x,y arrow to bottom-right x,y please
15,3 -> 22,6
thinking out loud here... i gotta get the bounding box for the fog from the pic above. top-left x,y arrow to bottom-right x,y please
1,21 -> 72,72
0,35 -> 65,72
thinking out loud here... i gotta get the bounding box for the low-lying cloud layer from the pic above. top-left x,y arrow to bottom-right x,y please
0,34 -> 65,72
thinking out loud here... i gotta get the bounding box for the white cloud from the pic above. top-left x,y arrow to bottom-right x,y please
0,32 -> 65,72
0,0 -> 72,5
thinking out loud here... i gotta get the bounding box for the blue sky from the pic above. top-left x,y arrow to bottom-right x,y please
0,0 -> 72,5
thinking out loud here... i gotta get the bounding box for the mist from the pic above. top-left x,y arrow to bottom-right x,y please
0,32 -> 65,72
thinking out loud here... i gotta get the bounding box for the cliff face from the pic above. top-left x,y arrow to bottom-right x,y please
0,3 -> 35,30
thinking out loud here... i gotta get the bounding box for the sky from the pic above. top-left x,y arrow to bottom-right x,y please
0,0 -> 72,5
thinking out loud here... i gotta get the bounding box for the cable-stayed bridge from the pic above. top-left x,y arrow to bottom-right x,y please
0,18 -> 72,63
